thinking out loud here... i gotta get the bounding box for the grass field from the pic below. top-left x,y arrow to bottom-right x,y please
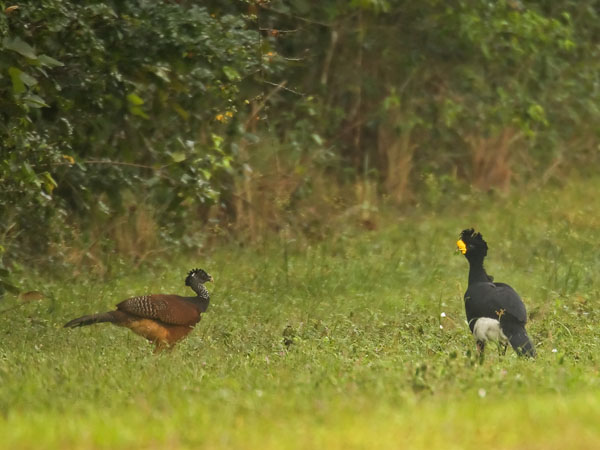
1,177 -> 600,449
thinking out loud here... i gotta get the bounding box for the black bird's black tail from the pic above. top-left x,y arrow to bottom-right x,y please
503,322 -> 536,358
64,312 -> 116,328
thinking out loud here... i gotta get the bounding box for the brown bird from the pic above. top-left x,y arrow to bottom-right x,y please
64,268 -> 213,352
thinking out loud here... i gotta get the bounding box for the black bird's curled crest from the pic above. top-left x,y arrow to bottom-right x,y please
459,228 -> 488,257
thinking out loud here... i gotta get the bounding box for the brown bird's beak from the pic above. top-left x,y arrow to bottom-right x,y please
209,276 -> 214,283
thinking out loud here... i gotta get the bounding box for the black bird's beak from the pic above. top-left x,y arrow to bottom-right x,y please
456,239 -> 467,255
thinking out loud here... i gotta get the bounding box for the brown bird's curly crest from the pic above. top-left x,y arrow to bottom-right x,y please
185,268 -> 213,286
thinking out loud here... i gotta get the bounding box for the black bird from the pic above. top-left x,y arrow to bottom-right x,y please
457,229 -> 536,358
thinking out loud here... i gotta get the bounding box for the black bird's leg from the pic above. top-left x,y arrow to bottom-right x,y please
496,341 -> 508,356
477,340 -> 485,363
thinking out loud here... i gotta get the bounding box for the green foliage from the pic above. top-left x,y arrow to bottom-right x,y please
2,0 -> 600,274
0,1 -> 265,264
262,0 -> 600,178
1,178 -> 600,448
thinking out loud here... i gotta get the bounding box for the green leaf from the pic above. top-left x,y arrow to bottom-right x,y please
3,37 -> 37,59
41,172 -> 58,193
146,65 -> 170,82
8,67 -> 25,94
170,152 -> 187,163
127,94 -> 148,118
38,54 -> 64,68
129,106 -> 149,119
22,163 -> 41,187
127,93 -> 145,106
222,66 -> 241,81
211,133 -> 224,149
97,200 -> 111,215
23,94 -> 49,108
527,103 -> 548,125
200,168 -> 212,180
19,71 -> 38,87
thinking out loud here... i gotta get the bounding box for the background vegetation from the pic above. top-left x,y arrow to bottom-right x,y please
1,1 -> 600,447
2,0 -> 600,277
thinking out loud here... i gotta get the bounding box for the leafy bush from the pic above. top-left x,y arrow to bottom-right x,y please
1,1 -> 268,272
261,0 -> 600,191
2,0 -> 600,280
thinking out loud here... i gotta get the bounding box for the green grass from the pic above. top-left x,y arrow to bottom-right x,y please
1,177 -> 600,449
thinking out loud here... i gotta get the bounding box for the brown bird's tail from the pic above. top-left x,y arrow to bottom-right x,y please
64,312 -> 117,328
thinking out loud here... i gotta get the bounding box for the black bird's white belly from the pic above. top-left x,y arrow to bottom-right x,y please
471,317 -> 508,343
